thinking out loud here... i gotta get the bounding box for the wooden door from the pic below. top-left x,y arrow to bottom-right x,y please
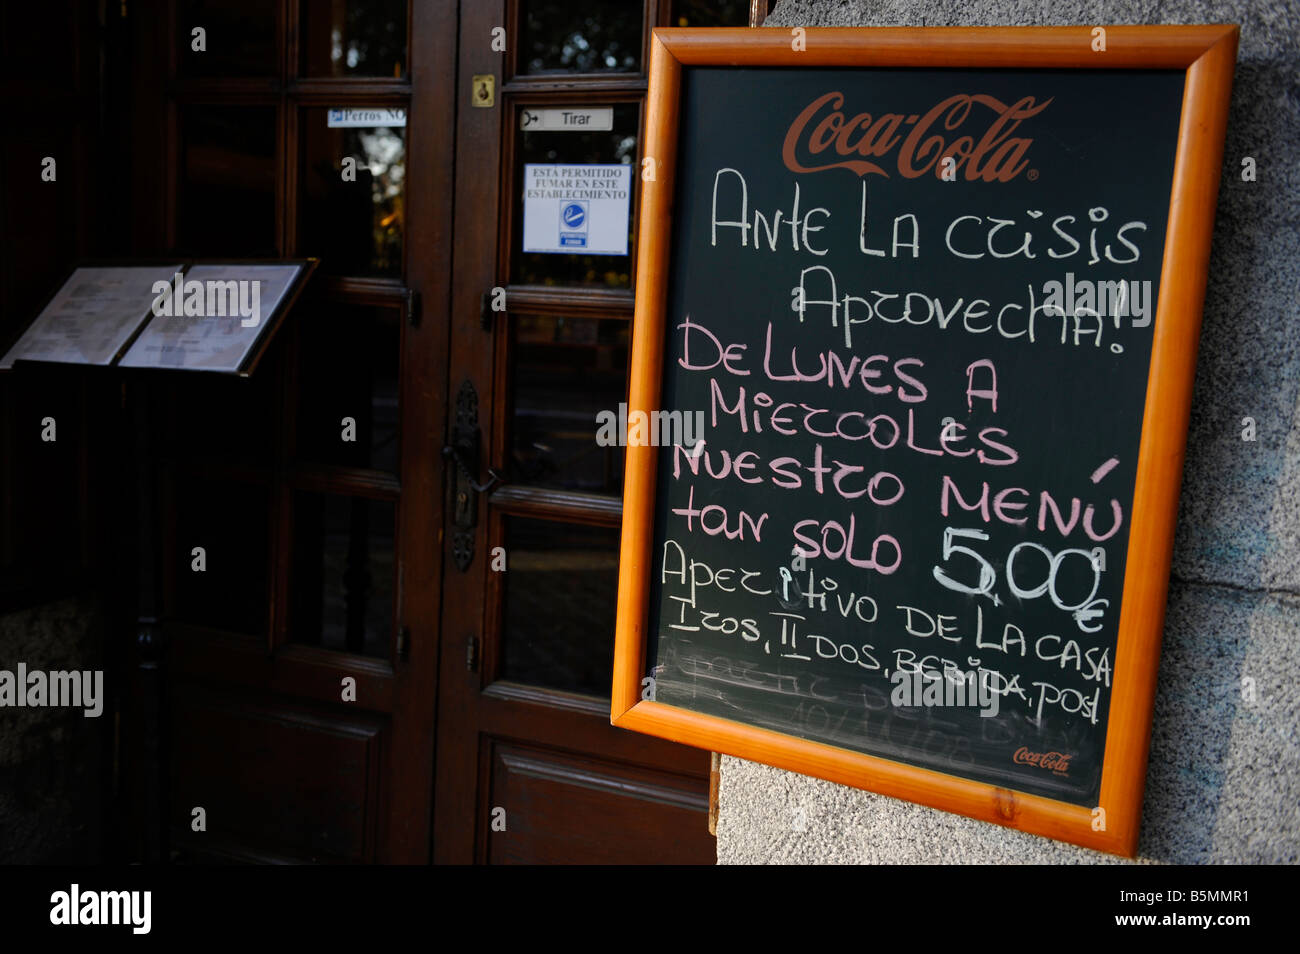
433,0 -> 752,864
154,0 -> 456,864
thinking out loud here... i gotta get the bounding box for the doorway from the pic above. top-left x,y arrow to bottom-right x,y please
150,0 -> 755,865
431,0 -> 753,863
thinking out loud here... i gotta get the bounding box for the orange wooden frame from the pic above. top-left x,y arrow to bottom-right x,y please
613,26 -> 1238,857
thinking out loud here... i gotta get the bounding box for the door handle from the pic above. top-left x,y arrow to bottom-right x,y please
442,380 -> 506,571
441,443 -> 505,496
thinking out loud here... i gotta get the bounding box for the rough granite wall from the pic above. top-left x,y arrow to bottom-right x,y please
718,0 -> 1300,864
0,595 -> 105,863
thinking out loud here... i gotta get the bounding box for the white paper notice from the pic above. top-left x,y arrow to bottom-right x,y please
522,163 -> 631,255
327,107 -> 407,128
1,265 -> 184,370
519,108 -> 613,131
118,264 -> 302,372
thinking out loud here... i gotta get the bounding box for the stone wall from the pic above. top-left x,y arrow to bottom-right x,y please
0,595 -> 106,863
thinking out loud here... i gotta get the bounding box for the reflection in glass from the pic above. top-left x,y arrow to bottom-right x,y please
671,0 -> 750,27
300,110 -> 406,276
172,478 -> 270,636
291,493 -> 394,658
511,314 -> 627,492
297,112 -> 403,276
179,105 -> 277,256
295,304 -> 400,473
520,0 -> 641,74
177,0 -> 277,76
301,0 -> 408,77
501,517 -> 620,696
512,103 -> 639,287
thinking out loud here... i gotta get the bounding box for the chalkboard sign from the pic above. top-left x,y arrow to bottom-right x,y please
612,26 -> 1237,855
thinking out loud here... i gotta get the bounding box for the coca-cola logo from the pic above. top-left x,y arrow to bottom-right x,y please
781,91 -> 1052,182
1013,746 -> 1072,776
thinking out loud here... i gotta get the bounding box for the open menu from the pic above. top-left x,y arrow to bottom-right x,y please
2,262 -> 312,374
0,265 -> 183,370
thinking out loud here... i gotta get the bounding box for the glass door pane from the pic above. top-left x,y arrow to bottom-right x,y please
300,0 -> 409,78
520,0 -> 643,74
500,516 -> 621,695
299,107 -> 407,276
510,102 -> 640,288
295,303 -> 401,474
510,313 -> 628,492
290,491 -> 396,659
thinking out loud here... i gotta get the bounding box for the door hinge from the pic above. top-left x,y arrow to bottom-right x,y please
466,634 -> 479,672
406,288 -> 420,327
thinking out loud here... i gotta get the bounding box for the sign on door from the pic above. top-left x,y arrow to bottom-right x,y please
522,163 -> 631,255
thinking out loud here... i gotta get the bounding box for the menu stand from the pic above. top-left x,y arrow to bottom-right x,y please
2,259 -> 317,862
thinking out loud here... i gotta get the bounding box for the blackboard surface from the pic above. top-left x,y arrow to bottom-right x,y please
644,67 -> 1184,805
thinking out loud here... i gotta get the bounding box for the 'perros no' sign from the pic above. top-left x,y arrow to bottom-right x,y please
612,26 -> 1238,856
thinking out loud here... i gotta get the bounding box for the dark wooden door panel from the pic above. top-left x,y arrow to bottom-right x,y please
484,742 -> 714,864
477,686 -> 713,775
170,687 -> 385,863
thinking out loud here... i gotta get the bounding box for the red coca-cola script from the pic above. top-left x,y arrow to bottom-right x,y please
781,91 -> 1052,181
1013,746 -> 1073,776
